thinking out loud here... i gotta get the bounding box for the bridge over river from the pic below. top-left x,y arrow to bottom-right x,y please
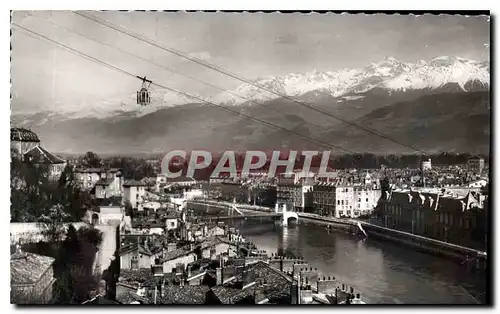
187,200 -> 299,226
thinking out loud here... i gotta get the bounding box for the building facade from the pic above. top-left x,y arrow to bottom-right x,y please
468,157 -> 485,174
379,190 -> 486,248
312,183 -> 381,218
123,180 -> 148,209
277,181 -> 313,212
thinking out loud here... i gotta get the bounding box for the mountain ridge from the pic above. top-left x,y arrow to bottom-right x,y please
11,91 -> 490,155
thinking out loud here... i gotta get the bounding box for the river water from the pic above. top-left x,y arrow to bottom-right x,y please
234,220 -> 487,304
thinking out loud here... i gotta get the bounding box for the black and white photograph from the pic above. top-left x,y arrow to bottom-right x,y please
9,10 -> 490,305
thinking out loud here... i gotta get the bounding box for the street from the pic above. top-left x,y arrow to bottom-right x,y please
95,223 -> 118,275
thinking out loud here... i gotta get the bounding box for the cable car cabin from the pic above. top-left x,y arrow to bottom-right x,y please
136,75 -> 153,106
137,88 -> 150,106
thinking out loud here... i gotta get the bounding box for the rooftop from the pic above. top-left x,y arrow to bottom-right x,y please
23,146 -> 65,165
157,285 -> 210,304
75,167 -> 121,174
118,268 -> 155,289
11,127 -> 40,142
11,252 -> 55,285
211,261 -> 292,304
96,177 -> 115,186
160,245 -> 194,263
123,180 -> 148,187
119,243 -> 153,257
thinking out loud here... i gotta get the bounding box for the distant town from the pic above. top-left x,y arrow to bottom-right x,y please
10,127 -> 488,304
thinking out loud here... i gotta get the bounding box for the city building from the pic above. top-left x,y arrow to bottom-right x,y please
98,205 -> 125,225
467,179 -> 488,188
119,243 -> 154,270
160,247 -> 197,274
277,181 -> 313,212
95,169 -> 124,199
468,156 -> 485,174
10,127 -> 40,155
312,183 -> 381,218
11,127 -> 67,180
123,180 -> 148,209
10,250 -> 56,304
420,159 -> 432,171
379,189 -> 486,248
166,175 -> 197,187
75,168 -> 122,194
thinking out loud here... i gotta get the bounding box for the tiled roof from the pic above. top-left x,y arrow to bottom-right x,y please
211,261 -> 292,304
167,176 -> 196,183
160,246 -> 194,263
23,146 -> 65,164
118,269 -> 154,289
200,237 -> 224,250
11,252 -> 55,285
11,128 -> 40,142
157,285 -> 210,304
75,168 -> 121,174
119,243 -> 153,256
96,177 -> 115,186
123,180 -> 148,187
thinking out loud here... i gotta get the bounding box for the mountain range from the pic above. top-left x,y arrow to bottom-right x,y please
11,56 -> 490,155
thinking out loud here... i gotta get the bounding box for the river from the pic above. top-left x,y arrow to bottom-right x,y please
233,220 -> 487,304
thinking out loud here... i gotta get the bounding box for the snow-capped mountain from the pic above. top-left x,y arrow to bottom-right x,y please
213,56 -> 490,105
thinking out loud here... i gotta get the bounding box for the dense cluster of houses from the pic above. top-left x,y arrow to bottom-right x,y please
112,239 -> 365,304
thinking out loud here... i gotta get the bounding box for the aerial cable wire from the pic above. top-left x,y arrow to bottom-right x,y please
12,23 -> 356,154
34,14 -> 330,131
73,10 -> 428,155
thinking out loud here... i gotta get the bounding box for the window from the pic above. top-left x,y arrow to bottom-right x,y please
341,200 -> 344,205
366,198 -> 369,202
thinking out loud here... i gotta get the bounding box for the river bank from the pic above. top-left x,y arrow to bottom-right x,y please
297,213 -> 487,270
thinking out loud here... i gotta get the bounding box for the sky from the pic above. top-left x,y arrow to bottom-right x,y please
11,11 -> 490,114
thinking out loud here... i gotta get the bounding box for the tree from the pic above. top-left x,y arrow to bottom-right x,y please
81,151 -> 102,168
38,204 -> 71,243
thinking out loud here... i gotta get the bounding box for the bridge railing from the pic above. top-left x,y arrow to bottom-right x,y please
188,200 -> 273,213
